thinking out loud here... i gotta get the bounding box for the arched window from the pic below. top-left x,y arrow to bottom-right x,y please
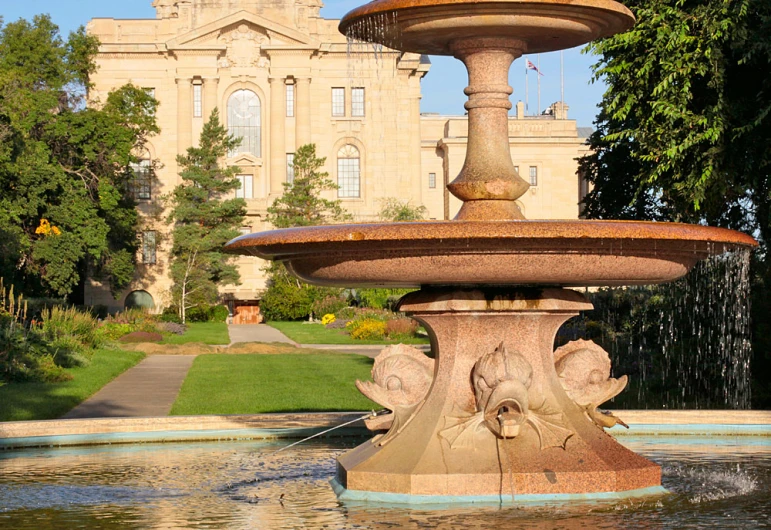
337,145 -> 360,198
227,89 -> 261,157
125,290 -> 155,310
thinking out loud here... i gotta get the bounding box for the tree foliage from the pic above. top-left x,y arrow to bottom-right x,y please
266,144 -> 352,228
581,0 -> 771,408
166,109 -> 246,323
581,0 -> 771,243
261,144 -> 349,320
378,198 -> 428,221
0,15 -> 159,297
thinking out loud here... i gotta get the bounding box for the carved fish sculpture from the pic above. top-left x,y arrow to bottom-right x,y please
356,344 -> 435,445
554,339 -> 629,429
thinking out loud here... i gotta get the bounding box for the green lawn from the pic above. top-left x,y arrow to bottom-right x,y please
267,321 -> 429,345
0,348 -> 145,422
161,322 -> 230,345
170,353 -> 378,415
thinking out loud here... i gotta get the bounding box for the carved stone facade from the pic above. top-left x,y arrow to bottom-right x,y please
85,0 -> 591,312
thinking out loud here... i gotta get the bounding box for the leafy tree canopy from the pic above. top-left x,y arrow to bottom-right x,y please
378,198 -> 428,222
581,0 -> 771,246
166,109 -> 246,322
0,15 -> 159,297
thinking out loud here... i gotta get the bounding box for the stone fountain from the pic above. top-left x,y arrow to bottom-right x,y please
225,0 -> 757,502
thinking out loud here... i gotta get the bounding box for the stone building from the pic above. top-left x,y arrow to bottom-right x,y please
85,0 -> 590,316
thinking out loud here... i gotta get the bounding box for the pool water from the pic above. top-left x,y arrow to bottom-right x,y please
0,435 -> 768,529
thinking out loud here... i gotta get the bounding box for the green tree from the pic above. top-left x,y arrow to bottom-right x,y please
581,0 -> 771,408
266,144 -> 352,228
262,144 -> 349,321
378,198 -> 428,221
0,15 -> 159,298
167,109 -> 246,323
581,0 -> 770,239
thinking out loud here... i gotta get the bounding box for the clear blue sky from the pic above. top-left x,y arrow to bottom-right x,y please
0,0 -> 606,127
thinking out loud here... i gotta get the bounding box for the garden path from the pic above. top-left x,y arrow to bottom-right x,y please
61,355 -> 197,419
227,324 -> 298,345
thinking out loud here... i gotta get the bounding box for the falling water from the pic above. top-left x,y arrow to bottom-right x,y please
559,249 -> 753,410
344,11 -> 414,221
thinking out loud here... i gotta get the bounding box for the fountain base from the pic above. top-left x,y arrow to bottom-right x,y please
335,288 -> 662,498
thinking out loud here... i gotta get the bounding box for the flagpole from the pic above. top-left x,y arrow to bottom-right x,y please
560,50 -> 565,114
537,54 -> 541,115
525,59 -> 529,115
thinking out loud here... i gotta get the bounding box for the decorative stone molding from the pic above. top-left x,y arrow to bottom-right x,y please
440,343 -> 574,450
218,24 -> 269,69
554,339 -> 629,429
356,344 -> 435,445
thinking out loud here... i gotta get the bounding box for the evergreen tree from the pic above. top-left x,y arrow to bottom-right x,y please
167,109 -> 246,323
0,15 -> 159,297
266,144 -> 352,228
261,144 -> 350,321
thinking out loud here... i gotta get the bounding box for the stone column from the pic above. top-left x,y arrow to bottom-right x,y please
203,77 -> 219,120
269,76 -> 286,196
176,77 -> 193,154
295,77 -> 312,148
448,37 -> 529,221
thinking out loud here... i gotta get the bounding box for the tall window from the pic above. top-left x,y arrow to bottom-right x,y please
529,166 -> 538,186
286,83 -> 295,117
236,174 -> 253,199
193,83 -> 202,118
142,231 -> 156,264
337,145 -> 360,198
352,88 -> 365,117
428,172 -> 437,189
227,90 -> 261,157
286,153 -> 295,185
332,88 -> 345,117
130,159 -> 151,200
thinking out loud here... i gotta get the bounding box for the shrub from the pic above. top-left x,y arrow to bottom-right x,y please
385,318 -> 418,338
210,305 -> 230,323
261,268 -> 343,321
335,306 -> 357,320
118,331 -> 164,343
321,314 -> 336,326
160,307 -> 182,324
96,322 -> 135,342
40,306 -> 102,352
348,318 -> 387,340
312,296 -> 348,318
355,289 -> 414,310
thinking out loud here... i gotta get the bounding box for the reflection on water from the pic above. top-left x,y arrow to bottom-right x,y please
0,436 -> 769,529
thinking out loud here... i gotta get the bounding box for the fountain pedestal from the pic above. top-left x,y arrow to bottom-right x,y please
336,288 -> 661,500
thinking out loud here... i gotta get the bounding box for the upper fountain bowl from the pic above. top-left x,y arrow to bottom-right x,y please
339,0 -> 635,56
224,220 -> 757,288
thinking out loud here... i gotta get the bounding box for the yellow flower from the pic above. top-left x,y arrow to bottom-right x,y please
35,219 -> 61,237
321,313 -> 336,326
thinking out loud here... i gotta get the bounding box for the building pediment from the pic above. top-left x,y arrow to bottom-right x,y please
230,153 -> 262,166
166,11 -> 317,50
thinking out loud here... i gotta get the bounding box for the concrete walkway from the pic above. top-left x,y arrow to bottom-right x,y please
227,324 -> 298,345
59,326 -> 427,419
62,355 -> 197,419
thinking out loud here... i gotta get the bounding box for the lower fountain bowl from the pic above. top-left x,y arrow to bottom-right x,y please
224,220 -> 757,288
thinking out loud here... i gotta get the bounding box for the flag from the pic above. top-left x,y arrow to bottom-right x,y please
526,59 -> 544,76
